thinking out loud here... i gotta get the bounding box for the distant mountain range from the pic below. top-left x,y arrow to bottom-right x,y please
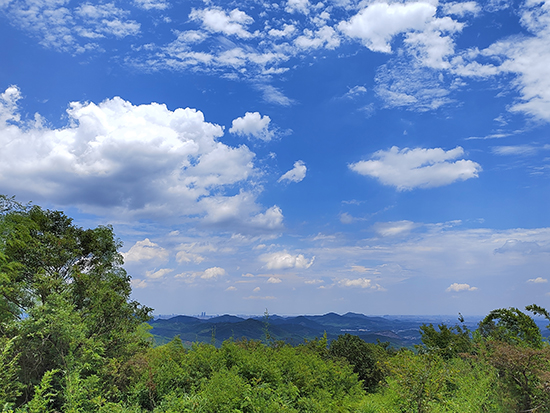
148,312 -> 485,348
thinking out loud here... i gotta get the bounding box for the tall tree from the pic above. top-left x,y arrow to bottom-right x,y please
0,198 -> 152,408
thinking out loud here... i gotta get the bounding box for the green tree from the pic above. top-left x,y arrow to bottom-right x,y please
478,307 -> 543,348
0,199 -> 152,408
329,334 -> 387,393
419,315 -> 472,360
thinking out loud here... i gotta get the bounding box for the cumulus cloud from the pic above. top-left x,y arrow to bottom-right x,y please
175,266 -> 227,282
230,112 -> 275,141
278,161 -> 307,183
338,278 -> 385,290
201,267 -> 226,279
441,1 -> 481,17
286,0 -> 311,14
261,251 -> 315,270
527,277 -> 548,283
0,86 -> 281,232
199,194 -> 284,233
267,276 -> 282,283
123,239 -> 169,262
349,146 -> 481,190
339,2 -> 444,53
294,26 -> 340,50
446,283 -> 477,292
268,24 -> 296,38
189,8 -> 255,38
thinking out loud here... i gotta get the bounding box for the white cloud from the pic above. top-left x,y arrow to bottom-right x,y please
230,112 -> 275,141
189,8 -> 255,39
295,26 -> 340,50
3,0 -> 140,52
267,276 -> 282,283
340,212 -> 355,224
256,85 -> 295,106
199,194 -> 284,233
344,85 -> 367,99
176,252 -> 205,264
172,30 -> 208,44
305,279 -> 323,284
202,267 -> 226,279
446,283 -> 478,292
76,4 -> 141,38
153,41 -> 289,77
146,268 -> 173,279
131,279 -> 148,289
485,34 -> 550,121
374,221 -> 417,237
527,277 -> 548,283
261,251 -> 315,270
175,242 -> 216,264
278,160 -> 307,183
492,145 -> 539,156
494,239 -> 547,255
253,286 -> 261,292
286,0 -> 310,14
349,146 -> 481,190
243,295 -> 276,300
268,24 -> 296,38
375,61 -> 454,110
123,239 -> 169,262
449,0 -> 550,122
338,2 -> 437,53
0,87 -> 281,232
441,1 -> 481,17
133,0 -> 169,10
226,286 -> 237,291
174,266 -> 227,282
338,278 -> 385,290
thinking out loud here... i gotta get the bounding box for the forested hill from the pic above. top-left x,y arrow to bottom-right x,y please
149,312 -> 484,347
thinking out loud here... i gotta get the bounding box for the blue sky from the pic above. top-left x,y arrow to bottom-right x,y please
1,0 -> 550,316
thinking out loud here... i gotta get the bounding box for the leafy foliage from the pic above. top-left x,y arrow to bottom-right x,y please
0,199 -> 151,409
328,333 -> 388,392
478,307 -> 543,348
418,318 -> 472,360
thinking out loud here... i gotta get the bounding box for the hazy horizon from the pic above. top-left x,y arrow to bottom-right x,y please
2,0 -> 549,316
